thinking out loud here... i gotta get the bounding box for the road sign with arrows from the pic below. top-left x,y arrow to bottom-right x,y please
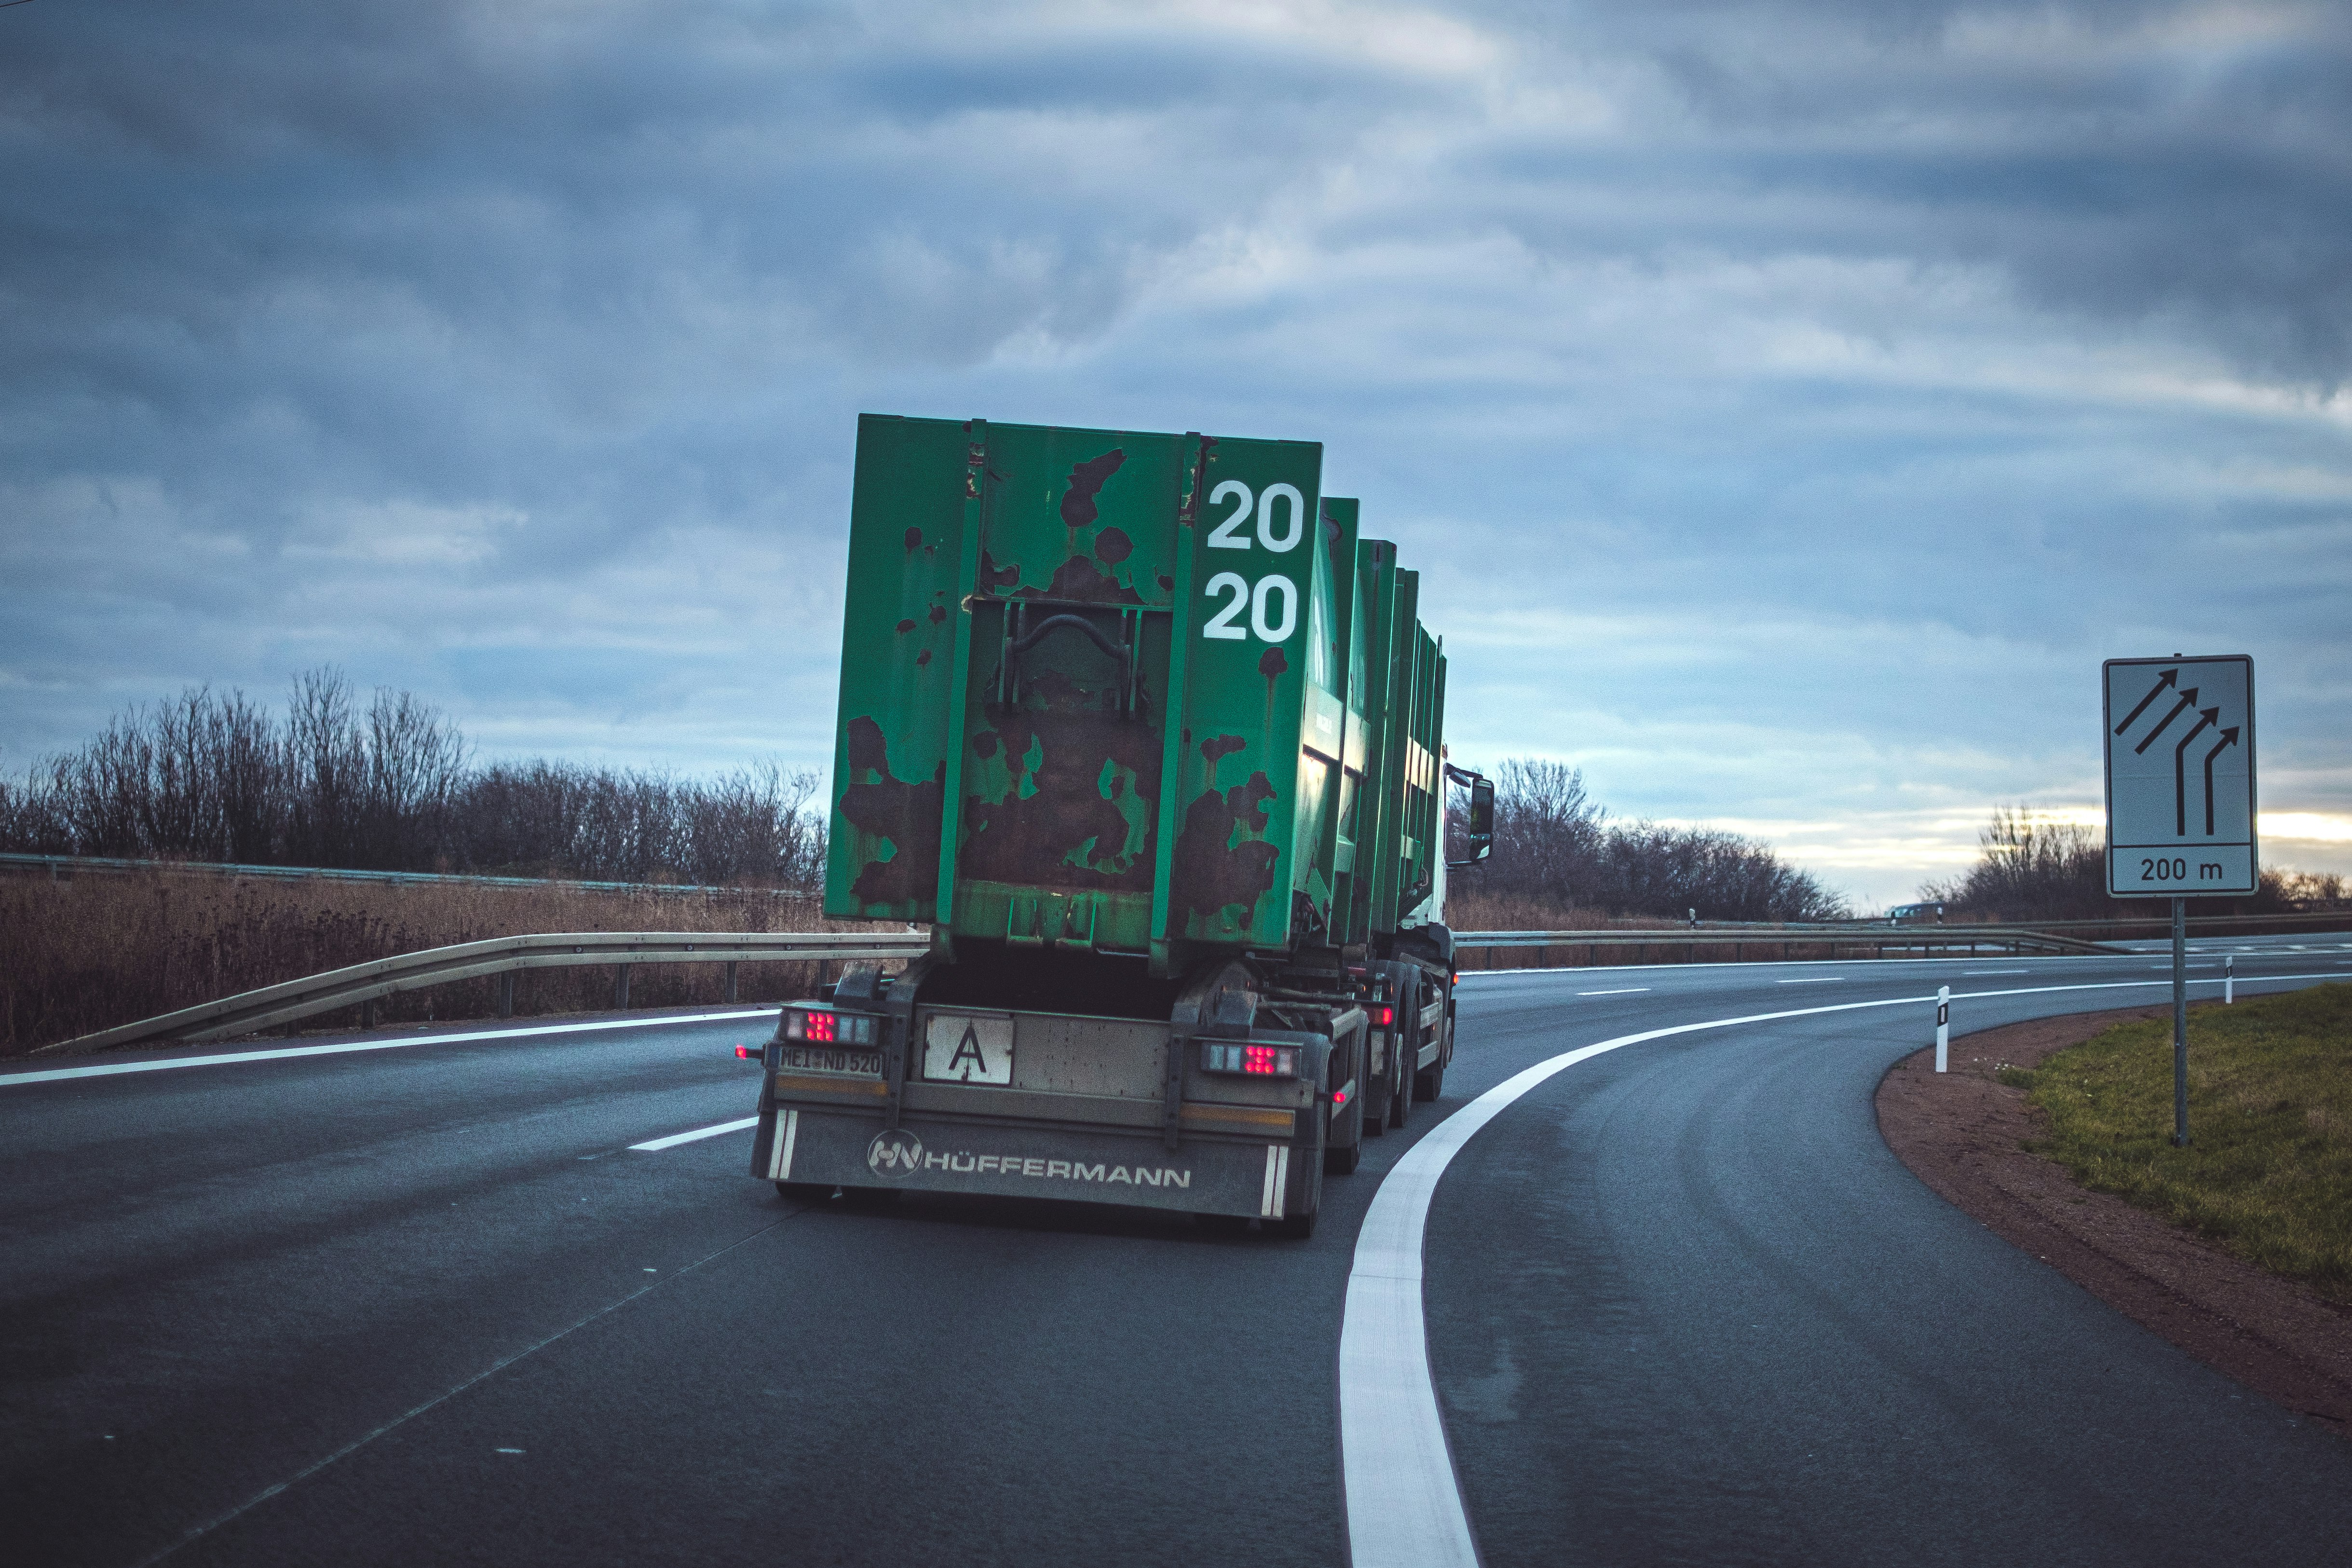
2103,655 -> 2257,897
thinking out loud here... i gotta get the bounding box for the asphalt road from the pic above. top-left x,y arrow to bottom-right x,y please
5,937 -> 2349,1567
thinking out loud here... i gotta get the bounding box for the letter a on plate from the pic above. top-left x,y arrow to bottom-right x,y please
923,1013 -> 1014,1084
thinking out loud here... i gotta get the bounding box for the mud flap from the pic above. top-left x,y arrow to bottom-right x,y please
773,1108 -> 1296,1218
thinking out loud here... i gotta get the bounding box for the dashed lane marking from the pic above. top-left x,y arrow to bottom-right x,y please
630,1117 -> 759,1152
1576,987 -> 1650,996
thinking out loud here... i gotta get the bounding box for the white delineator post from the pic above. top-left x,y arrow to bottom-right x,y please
2226,955 -> 2234,1005
1934,985 -> 1950,1073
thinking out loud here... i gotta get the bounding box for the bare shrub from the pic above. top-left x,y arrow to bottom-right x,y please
1452,757 -> 1849,922
0,870 -> 852,1057
0,667 -> 827,888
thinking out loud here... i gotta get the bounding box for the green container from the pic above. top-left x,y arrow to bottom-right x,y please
825,414 -> 1448,977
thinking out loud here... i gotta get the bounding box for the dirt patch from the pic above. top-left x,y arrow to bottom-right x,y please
1877,1004 -> 2352,1435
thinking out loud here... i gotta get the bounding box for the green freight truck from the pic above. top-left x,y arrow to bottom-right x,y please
751,414 -> 1492,1235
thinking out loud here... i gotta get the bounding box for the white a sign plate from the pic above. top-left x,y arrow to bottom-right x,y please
922,1012 -> 1014,1084
2103,655 -> 2257,897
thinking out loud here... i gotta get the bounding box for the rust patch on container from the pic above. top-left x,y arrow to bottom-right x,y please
1017,554 -> 1142,605
903,527 -> 923,553
961,669 -> 1161,892
1094,526 -> 1132,564
1059,450 -> 1126,529
1200,734 -> 1247,777
927,604 -> 947,624
916,649 -> 932,667
838,717 -> 943,907
1169,769 -> 1279,931
1258,645 -> 1288,734
980,550 -> 1020,591
895,618 -> 916,634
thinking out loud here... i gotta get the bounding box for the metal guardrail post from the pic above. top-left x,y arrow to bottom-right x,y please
725,961 -> 738,1003
498,972 -> 515,1019
613,964 -> 631,1010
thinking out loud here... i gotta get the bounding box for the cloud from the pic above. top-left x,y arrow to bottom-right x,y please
1,0 -> 2346,902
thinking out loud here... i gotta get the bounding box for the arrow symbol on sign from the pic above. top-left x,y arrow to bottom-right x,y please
2132,687 -> 2200,753
2173,708 -> 2218,835
2202,726 -> 2240,836
2113,668 -> 2178,735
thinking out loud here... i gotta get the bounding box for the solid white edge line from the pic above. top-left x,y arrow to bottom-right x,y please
1576,987 -> 1650,996
630,1116 -> 760,1153
0,1008 -> 782,1089
1337,967 -> 2352,1568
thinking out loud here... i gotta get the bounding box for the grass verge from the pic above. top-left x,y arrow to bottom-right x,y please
2005,983 -> 2352,1303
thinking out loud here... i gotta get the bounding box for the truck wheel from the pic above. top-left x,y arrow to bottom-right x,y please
1325,1030 -> 1366,1174
1389,1057 -> 1414,1127
1413,1061 -> 1444,1104
775,1181 -> 833,1201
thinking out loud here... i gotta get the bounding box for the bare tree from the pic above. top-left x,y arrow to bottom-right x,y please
1454,756 -> 1849,921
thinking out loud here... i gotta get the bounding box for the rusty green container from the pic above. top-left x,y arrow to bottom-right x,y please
825,414 -> 1448,978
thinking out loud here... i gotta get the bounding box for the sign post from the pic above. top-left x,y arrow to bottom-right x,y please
2103,655 -> 2257,1147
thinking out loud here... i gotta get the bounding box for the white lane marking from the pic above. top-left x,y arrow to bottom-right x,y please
0,1009 -> 781,1090
1964,969 -> 2029,975
630,1116 -> 760,1152
1776,977 -> 1845,984
1577,987 -> 1650,996
1338,967 -> 2352,1568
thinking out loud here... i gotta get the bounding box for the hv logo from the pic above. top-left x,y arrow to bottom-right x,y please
866,1129 -> 925,1177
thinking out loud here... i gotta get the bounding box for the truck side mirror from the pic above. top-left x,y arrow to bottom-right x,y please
1445,768 -> 1494,868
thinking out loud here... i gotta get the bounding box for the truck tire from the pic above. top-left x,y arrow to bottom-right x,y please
1413,983 -> 1452,1103
1386,966 -> 1420,1128
1325,1024 -> 1366,1174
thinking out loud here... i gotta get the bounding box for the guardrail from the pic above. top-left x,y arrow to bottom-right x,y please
1456,924 -> 2128,965
32,929 -> 931,1058
0,850 -> 819,900
35,915 -> 2138,1061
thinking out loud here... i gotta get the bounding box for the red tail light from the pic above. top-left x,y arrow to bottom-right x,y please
734,1045 -> 757,1060
1201,1041 -> 1300,1078
1369,1004 -> 1395,1027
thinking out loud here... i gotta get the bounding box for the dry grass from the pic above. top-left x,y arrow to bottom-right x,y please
2010,983 -> 2352,1303
0,868 -> 869,1057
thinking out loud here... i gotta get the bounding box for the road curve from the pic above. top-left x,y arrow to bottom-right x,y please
3,941 -> 2348,1567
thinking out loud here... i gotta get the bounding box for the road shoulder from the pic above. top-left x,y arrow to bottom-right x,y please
1876,1005 -> 2352,1437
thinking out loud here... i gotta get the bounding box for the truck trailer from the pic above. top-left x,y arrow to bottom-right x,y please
750,414 -> 1492,1236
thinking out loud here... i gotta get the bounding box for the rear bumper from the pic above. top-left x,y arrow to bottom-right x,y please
753,1102 -> 1317,1220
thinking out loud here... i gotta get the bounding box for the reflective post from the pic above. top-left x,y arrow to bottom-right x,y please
2225,954 -> 2234,1005
1934,985 -> 1950,1073
2172,896 -> 2189,1146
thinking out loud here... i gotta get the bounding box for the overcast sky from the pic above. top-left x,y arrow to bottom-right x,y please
4,0 -> 2347,908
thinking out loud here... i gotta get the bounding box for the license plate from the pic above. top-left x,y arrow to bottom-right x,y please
922,1012 -> 1014,1084
777,1043 -> 884,1077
